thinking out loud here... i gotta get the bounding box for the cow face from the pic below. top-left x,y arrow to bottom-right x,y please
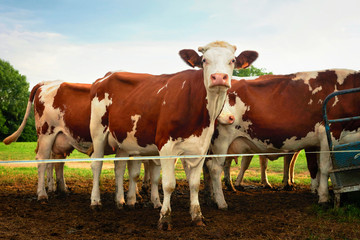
179,41 -> 258,91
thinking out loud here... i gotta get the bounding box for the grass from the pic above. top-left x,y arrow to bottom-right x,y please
0,142 -> 311,184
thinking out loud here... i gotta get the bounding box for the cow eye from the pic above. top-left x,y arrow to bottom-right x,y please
231,59 -> 236,64
202,58 -> 206,63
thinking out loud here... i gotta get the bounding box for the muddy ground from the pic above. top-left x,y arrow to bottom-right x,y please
0,177 -> 360,240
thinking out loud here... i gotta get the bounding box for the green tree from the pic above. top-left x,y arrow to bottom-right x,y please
0,59 -> 36,142
233,65 -> 272,77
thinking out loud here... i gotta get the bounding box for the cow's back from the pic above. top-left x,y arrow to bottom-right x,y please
34,81 -> 92,143
230,69 -> 360,149
91,70 -> 209,151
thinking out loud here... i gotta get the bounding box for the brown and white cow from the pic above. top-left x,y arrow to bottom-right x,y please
207,69 -> 360,209
216,97 -> 299,191
88,41 -> 258,229
3,81 -> 161,208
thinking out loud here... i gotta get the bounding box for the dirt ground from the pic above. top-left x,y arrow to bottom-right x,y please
0,177 -> 360,240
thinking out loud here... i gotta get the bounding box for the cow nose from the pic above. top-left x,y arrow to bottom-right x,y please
210,73 -> 229,87
228,115 -> 235,124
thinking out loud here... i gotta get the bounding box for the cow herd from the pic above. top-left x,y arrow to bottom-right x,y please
3,41 -> 360,230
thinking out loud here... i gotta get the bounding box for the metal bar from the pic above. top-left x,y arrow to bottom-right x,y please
322,87 -> 360,150
329,116 -> 360,123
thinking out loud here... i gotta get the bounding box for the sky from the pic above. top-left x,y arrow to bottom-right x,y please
1,0 -> 359,89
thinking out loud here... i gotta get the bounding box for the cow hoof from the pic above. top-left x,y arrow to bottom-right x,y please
90,203 -> 102,211
158,215 -> 172,231
116,202 -> 125,210
283,184 -> 294,191
318,202 -> 331,210
234,185 -> 245,191
37,195 -> 48,203
126,204 -> 136,210
224,182 -> 236,192
218,205 -> 228,211
153,202 -> 162,209
192,217 -> 206,227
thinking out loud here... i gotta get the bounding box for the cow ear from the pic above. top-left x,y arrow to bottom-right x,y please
179,49 -> 202,68
235,51 -> 258,69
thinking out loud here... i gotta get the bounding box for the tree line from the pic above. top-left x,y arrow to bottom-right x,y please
0,59 -> 272,142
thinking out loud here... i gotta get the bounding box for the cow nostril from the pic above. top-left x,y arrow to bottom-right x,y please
223,74 -> 229,80
211,74 -> 216,80
229,115 -> 234,122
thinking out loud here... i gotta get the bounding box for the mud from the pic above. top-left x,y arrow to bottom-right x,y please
0,178 -> 359,239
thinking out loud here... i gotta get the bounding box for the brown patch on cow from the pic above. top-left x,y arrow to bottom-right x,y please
50,126 -> 55,135
34,87 -> 45,118
52,83 -> 92,142
41,122 -> 49,135
228,92 -> 237,106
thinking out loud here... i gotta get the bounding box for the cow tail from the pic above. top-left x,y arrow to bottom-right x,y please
3,83 -> 42,145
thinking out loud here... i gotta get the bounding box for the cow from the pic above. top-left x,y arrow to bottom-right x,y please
88,41 -> 258,230
216,100 -> 299,191
2,81 -> 161,208
206,69 -> 360,209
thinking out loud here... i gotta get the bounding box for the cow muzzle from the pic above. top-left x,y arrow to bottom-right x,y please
210,73 -> 230,88
217,113 -> 235,125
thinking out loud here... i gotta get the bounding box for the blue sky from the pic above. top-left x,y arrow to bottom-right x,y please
1,0 -> 359,89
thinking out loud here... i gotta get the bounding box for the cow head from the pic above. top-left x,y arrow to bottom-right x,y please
179,41 -> 258,90
218,102 -> 235,125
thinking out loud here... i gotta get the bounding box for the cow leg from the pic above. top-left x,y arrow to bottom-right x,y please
234,155 -> 253,190
289,151 -> 299,184
181,159 -> 190,182
158,158 -> 176,230
260,156 -> 271,188
223,157 -> 236,192
90,129 -> 108,208
305,148 -> 319,193
46,163 -> 55,193
114,150 -> 128,209
141,161 -> 151,194
202,159 -> 214,206
127,160 -> 142,208
318,138 -> 331,204
186,157 -> 206,226
149,160 -> 162,209
205,157 -> 228,209
54,162 -> 67,194
35,135 -> 56,201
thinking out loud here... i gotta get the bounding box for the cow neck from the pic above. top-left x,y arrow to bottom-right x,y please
206,87 -> 228,124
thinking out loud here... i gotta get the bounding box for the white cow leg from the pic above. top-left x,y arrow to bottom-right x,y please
207,158 -> 228,209
54,162 -> 67,194
142,161 -> 151,194
46,163 -> 55,193
158,158 -> 176,230
149,160 -> 162,209
127,160 -> 142,207
36,136 -> 55,201
114,151 -> 127,209
234,156 -> 252,189
90,135 -> 107,208
37,163 -> 48,201
260,156 -> 271,188
187,157 -> 205,226
223,157 -> 236,192
91,161 -> 103,207
289,151 -> 299,184
318,140 -> 331,204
